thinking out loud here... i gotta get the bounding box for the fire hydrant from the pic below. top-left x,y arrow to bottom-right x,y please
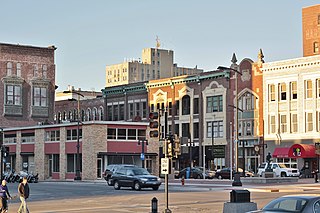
181,176 -> 185,186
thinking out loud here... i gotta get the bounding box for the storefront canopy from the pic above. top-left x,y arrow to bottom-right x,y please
288,144 -> 316,158
272,147 -> 290,158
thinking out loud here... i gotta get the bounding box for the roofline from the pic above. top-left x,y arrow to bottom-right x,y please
0,42 -> 57,50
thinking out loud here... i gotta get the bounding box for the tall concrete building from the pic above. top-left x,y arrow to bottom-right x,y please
302,4 -> 320,56
105,47 -> 203,87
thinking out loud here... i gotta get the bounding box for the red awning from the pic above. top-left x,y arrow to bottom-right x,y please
288,144 -> 316,158
272,147 -> 290,158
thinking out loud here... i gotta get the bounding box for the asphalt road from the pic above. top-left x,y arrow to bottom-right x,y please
4,178 -> 320,212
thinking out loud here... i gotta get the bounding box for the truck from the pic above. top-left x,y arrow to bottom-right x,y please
257,162 -> 300,177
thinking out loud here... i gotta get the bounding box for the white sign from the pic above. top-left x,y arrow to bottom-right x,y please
161,158 -> 169,174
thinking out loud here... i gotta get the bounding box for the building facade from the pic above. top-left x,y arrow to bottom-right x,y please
302,4 -> 320,57
0,43 -> 57,128
105,48 -> 203,88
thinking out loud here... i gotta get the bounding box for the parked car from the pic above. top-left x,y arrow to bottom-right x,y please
215,168 -> 254,179
103,164 -> 136,186
257,162 -> 300,177
178,167 -> 204,179
195,167 -> 216,179
248,194 -> 320,212
111,167 -> 161,191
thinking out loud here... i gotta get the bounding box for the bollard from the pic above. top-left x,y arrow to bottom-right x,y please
151,197 -> 158,213
181,176 -> 185,186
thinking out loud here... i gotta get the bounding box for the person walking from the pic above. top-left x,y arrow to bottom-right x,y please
17,177 -> 29,213
0,180 -> 11,213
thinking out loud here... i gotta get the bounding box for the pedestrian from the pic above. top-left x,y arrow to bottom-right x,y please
0,180 -> 11,213
17,177 -> 29,213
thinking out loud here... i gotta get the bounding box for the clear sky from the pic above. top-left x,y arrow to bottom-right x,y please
1,1 -> 319,91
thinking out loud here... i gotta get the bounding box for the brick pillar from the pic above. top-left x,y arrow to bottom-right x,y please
60,127 -> 66,180
15,131 -> 22,173
34,129 -> 45,181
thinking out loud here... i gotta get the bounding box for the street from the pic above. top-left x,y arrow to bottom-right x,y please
4,178 -> 320,212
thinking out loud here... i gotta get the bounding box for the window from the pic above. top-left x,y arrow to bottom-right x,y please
107,106 -> 112,121
4,134 -> 17,144
242,93 -> 254,110
129,103 -> 134,119
175,100 -> 180,115
93,108 -> 98,121
16,63 -> 21,77
182,95 -> 190,115
193,98 -> 199,114
33,64 -> 39,77
142,102 -> 147,118
119,104 -> 124,120
50,154 -> 60,172
193,123 -> 199,139
269,84 -> 275,101
45,130 -> 60,141
33,87 -> 47,106
118,129 -> 126,140
182,123 -> 190,138
291,81 -> 297,100
128,129 -> 136,140
305,80 -> 312,98
66,129 -> 82,141
207,121 -> 223,138
152,70 -> 155,79
6,62 -> 12,76
141,69 -> 144,81
280,114 -> 287,133
174,124 -> 179,135
306,112 -> 313,132
168,102 -> 172,115
107,128 -> 116,139
207,95 -> 223,113
318,14 -> 320,25
67,154 -> 82,173
99,107 -> 104,120
21,132 -> 35,143
157,70 -> 160,79
42,65 -> 47,78
86,108 -> 92,121
113,105 -> 119,121
280,83 -> 286,101
135,102 -> 140,117
270,115 -> 276,134
138,129 -> 146,140
6,85 -> 21,105
314,42 -> 319,54
291,114 -> 298,133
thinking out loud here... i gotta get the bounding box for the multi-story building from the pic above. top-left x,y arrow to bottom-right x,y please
302,4 -> 320,57
105,47 -> 203,87
262,55 -> 320,174
0,43 -> 57,128
3,121 -> 154,180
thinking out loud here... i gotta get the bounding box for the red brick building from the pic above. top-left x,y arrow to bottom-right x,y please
0,43 -> 57,128
302,4 -> 320,56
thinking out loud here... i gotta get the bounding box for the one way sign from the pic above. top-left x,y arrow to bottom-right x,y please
161,158 -> 169,174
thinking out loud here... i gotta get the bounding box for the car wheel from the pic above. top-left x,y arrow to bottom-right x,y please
218,175 -> 222,180
281,172 -> 287,177
114,181 -> 120,190
196,174 -> 201,179
152,186 -> 159,191
134,181 -> 141,191
107,178 -> 113,186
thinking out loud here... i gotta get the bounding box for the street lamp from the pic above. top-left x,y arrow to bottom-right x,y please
138,139 -> 148,168
63,90 -> 84,181
217,66 -> 242,186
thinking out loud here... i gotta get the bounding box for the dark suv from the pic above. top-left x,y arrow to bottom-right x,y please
103,164 -> 136,186
111,167 -> 161,191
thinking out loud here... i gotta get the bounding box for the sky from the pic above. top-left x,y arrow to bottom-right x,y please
1,1 -> 320,91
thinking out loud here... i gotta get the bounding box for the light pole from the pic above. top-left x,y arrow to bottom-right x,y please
138,139 -> 148,168
217,66 -> 242,186
63,90 -> 84,181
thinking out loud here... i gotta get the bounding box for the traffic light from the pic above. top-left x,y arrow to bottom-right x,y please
173,134 -> 181,157
167,140 -> 173,158
149,112 -> 159,138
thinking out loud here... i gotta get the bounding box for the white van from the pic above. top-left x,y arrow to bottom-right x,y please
257,162 -> 300,177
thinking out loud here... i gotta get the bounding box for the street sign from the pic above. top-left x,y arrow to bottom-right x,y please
161,158 -> 169,174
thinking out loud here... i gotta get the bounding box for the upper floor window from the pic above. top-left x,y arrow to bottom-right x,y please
291,113 -> 298,133
269,84 -> 275,101
193,98 -> 199,114
182,95 -> 190,115
6,62 -> 12,76
42,65 -> 47,78
314,42 -> 319,54
305,80 -> 313,99
207,95 -> 223,113
21,132 -> 35,143
99,107 -> 104,120
207,121 -> 223,138
45,130 -> 60,142
291,81 -> 297,100
33,64 -> 39,77
33,87 -> 47,106
280,83 -> 286,101
241,92 -> 254,110
93,108 -> 98,121
66,129 -> 82,141
318,14 -> 320,25
16,63 -> 21,77
280,114 -> 287,133
6,85 -> 21,105
306,112 -> 313,132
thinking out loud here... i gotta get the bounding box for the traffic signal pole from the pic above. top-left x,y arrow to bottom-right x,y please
164,110 -> 171,213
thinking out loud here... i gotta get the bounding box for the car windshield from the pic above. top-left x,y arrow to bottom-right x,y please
279,164 -> 287,168
132,168 -> 150,175
263,197 -> 308,212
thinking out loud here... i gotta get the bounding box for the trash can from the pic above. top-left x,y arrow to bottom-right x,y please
230,190 -> 250,203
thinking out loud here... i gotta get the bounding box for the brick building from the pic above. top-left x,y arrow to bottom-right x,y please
0,43 -> 56,128
302,4 -> 320,56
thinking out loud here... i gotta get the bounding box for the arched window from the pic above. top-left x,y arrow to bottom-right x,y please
182,95 -> 191,115
99,106 -> 104,121
7,62 -> 12,76
63,111 -> 67,121
86,108 -> 92,121
42,65 -> 47,78
16,63 -> 21,77
81,110 -> 85,121
73,109 -> 77,120
34,64 -> 38,77
93,107 -> 98,121
57,112 -> 62,123
68,110 -> 73,121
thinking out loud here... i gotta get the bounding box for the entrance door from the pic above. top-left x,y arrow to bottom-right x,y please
49,156 -> 53,178
97,158 -> 102,179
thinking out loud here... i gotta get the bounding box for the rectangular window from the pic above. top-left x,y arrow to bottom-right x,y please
270,115 -> 276,134
193,123 -> 199,139
306,80 -> 313,98
119,104 -> 124,120
138,129 -> 146,140
67,154 -> 82,173
291,114 -> 298,133
117,129 -> 126,140
182,123 -> 190,138
135,102 -> 140,117
291,82 -> 297,100
21,132 -> 35,143
269,84 -> 275,101
52,154 -> 60,172
128,129 -> 136,140
45,130 -> 60,141
6,85 -> 21,105
33,87 -> 47,106
168,102 -> 172,115
207,95 -> 223,112
113,105 -> 119,121
207,121 -> 223,138
129,103 -> 134,120
193,98 -> 199,114
280,114 -> 287,133
306,112 -> 313,132
280,83 -> 286,101
176,100 -> 180,115
4,134 -> 16,144
107,128 -> 116,139
317,79 -> 320,98
314,42 -> 319,54
107,106 -> 113,121
142,102 -> 147,118
174,124 -> 179,135
66,129 -> 82,141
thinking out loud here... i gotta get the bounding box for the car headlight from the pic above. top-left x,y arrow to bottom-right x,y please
157,177 -> 161,182
140,178 -> 148,182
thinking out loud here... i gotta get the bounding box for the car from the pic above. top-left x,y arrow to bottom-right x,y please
195,167 -> 216,179
215,168 -> 254,179
110,167 -> 161,191
103,164 -> 136,186
257,162 -> 300,177
248,194 -> 320,213
178,167 -> 204,179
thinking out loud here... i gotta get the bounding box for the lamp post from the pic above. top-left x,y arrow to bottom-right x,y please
138,139 -> 148,168
217,66 -> 242,186
63,90 -> 84,181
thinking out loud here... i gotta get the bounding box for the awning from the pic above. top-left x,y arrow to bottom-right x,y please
288,144 -> 316,158
272,147 -> 290,158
